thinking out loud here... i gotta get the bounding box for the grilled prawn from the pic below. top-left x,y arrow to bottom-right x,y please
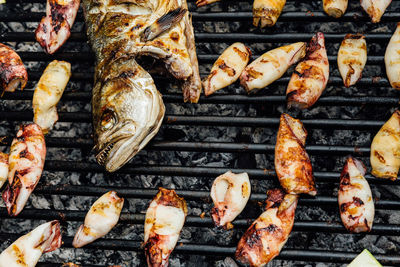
323,0 -> 348,18
0,152 -> 8,188
2,123 -> 46,216
33,60 -> 71,134
0,43 -> 27,93
240,42 -> 306,93
370,110 -> 400,180
253,0 -> 286,28
286,32 -> 329,109
338,34 -> 367,88
360,0 -> 392,23
73,191 -> 124,248
235,189 -> 298,266
385,23 -> 400,90
144,188 -> 187,267
0,220 -> 61,267
210,171 -> 251,229
35,0 -> 80,54
203,43 -> 251,96
275,113 -> 316,196
339,157 -> 374,233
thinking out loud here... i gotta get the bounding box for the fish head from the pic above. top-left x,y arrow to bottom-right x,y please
93,62 -> 165,172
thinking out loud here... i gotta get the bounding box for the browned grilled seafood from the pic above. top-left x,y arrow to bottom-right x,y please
235,189 -> 298,266
339,157 -> 374,233
253,0 -> 286,28
203,43 -> 251,96
360,0 -> 392,23
385,23 -> 400,90
2,123 -> 46,216
323,0 -> 348,18
144,188 -> 187,267
0,220 -> 61,266
0,152 -> 8,188
275,113 -> 316,196
337,34 -> 367,88
35,0 -> 80,54
286,32 -> 329,109
196,0 -> 220,7
210,171 -> 251,228
370,110 -> 400,180
0,43 -> 27,93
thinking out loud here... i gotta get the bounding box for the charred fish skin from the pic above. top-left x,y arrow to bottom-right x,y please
0,220 -> 62,267
0,43 -> 28,93
235,189 -> 298,266
253,0 -> 286,28
82,1 -> 166,172
2,123 -> 46,216
0,151 -> 8,189
275,113 -> 316,196
82,0 -> 201,103
339,157 -> 374,233
35,0 -> 80,54
144,188 -> 187,267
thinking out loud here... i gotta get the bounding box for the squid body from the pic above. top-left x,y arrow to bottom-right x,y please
360,0 -> 392,23
253,0 -> 286,28
385,23 -> 400,90
323,0 -> 348,18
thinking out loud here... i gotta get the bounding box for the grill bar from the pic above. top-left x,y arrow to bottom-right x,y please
1,209 -> 399,235
0,111 -> 386,129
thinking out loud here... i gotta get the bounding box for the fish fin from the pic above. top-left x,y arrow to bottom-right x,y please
141,7 -> 187,42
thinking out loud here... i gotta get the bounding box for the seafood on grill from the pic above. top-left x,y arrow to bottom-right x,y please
0,152 -> 8,188
210,171 -> 251,229
196,0 -> 220,7
73,191 -> 124,248
144,188 -> 187,267
275,113 -> 316,196
370,110 -> 400,180
385,23 -> 400,90
235,188 -> 298,266
337,34 -> 367,88
323,0 -> 348,18
33,60 -> 71,134
203,43 -> 251,96
2,123 -> 46,216
0,43 -> 27,93
0,220 -> 62,267
339,156 -> 374,233
35,0 -> 80,54
240,42 -> 306,93
286,32 -> 329,109
360,0 -> 392,23
253,0 -> 286,28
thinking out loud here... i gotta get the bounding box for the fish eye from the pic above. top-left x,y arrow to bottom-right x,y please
100,109 -> 116,131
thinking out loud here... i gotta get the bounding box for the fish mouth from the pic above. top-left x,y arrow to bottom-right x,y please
96,141 -> 116,166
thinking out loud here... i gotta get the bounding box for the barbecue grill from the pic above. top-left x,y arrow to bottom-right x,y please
1,0 -> 400,266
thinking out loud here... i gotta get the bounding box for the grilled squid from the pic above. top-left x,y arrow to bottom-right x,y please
196,0 -> 220,7
370,110 -> 400,180
32,60 -> 71,134
286,32 -> 329,109
337,34 -> 367,88
0,152 -> 8,188
385,23 -> 400,90
144,188 -> 187,267
72,191 -> 124,248
35,0 -> 80,54
360,0 -> 392,23
275,113 -> 316,196
203,43 -> 251,96
240,42 -> 306,93
323,0 -> 348,18
210,171 -> 251,229
339,157 -> 374,233
0,43 -> 27,93
235,189 -> 298,266
253,0 -> 286,28
2,123 -> 46,216
0,220 -> 62,267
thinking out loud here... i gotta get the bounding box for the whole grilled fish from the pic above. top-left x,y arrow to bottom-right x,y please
82,0 -> 200,172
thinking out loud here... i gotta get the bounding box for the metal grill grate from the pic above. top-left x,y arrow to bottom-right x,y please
1,0 -> 400,266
